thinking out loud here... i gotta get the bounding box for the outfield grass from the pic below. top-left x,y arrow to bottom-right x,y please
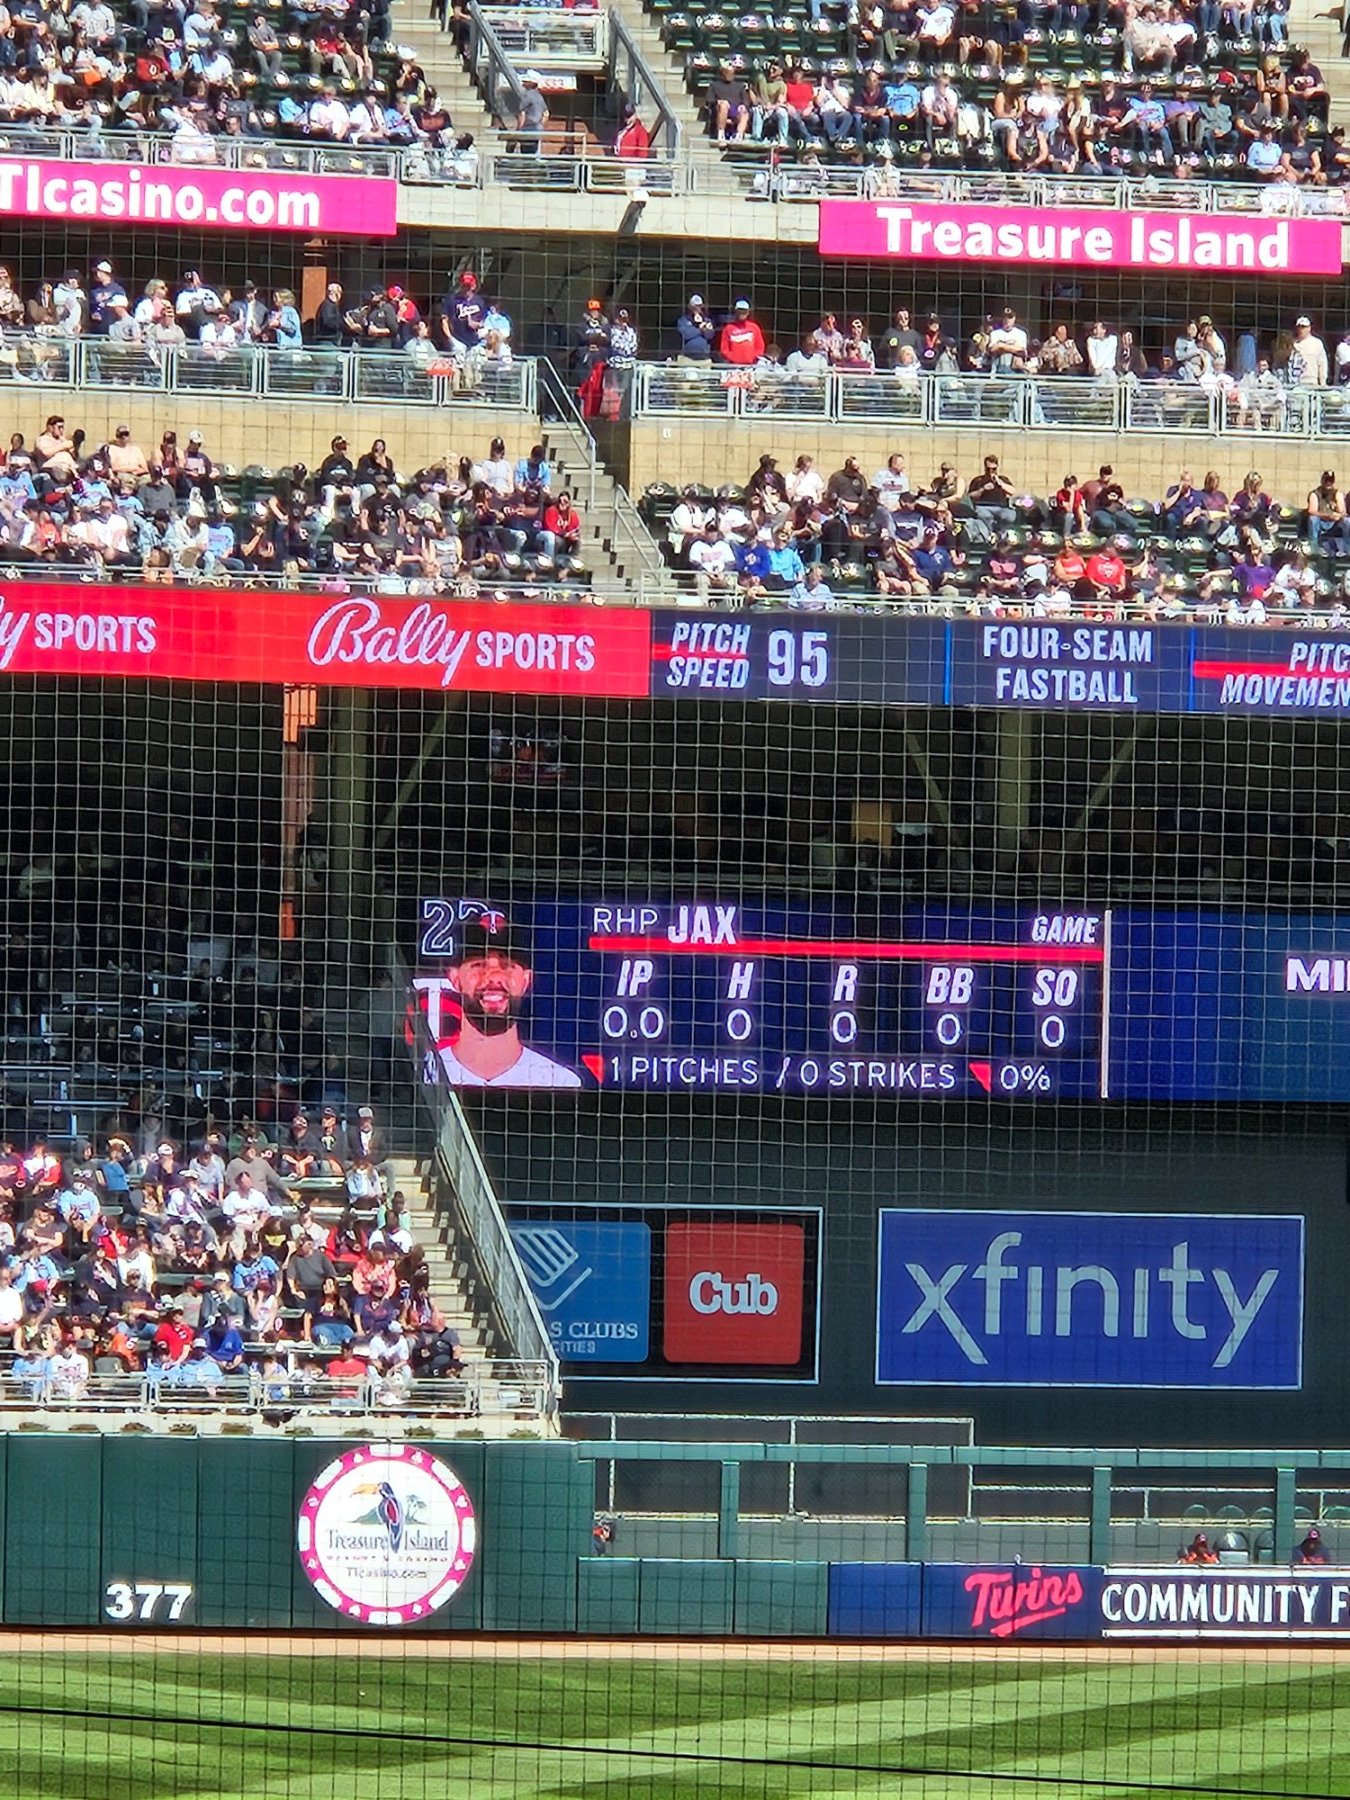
0,1648 -> 1347,1800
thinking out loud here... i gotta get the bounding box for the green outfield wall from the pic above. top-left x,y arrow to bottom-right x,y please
1,1437 -> 1349,1636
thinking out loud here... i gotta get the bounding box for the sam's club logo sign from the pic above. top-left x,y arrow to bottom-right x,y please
297,1444 -> 477,1624
876,1210 -> 1303,1389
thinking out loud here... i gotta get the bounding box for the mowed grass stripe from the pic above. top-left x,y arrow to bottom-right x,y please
2,1654 -> 1349,1800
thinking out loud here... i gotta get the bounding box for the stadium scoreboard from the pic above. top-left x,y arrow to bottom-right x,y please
583,903 -> 1107,1097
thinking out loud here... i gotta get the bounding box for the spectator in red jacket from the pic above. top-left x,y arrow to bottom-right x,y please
717,299 -> 765,366
613,104 -> 650,158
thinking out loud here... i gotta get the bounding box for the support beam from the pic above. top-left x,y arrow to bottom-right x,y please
717,1460 -> 741,1559
327,689 -> 372,998
372,695 -> 464,853
994,713 -> 1035,857
907,1462 -> 929,1562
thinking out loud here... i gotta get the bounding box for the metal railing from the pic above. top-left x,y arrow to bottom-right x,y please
480,5 -> 608,66
0,336 -> 537,412
630,364 -> 1350,440
0,127 -> 398,176
0,1362 -> 554,1420
408,990 -> 560,1406
537,358 -> 666,580
466,0 -> 530,140
608,10 -> 682,159
11,125 -> 1343,212
770,166 -> 1350,215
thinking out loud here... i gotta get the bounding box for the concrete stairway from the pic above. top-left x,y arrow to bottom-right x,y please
604,0 -> 713,155
392,1 -> 510,151
1289,0 -> 1350,124
387,1153 -> 488,1355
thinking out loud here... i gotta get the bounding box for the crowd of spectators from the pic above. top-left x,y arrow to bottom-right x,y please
0,0 -> 483,168
0,1107 -> 469,1407
0,260 -> 517,386
658,293 -> 1350,411
679,2 -> 1329,183
0,412 -> 588,591
646,448 -> 1350,622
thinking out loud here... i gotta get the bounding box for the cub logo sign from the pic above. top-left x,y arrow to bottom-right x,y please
297,1444 -> 476,1625
663,1222 -> 804,1364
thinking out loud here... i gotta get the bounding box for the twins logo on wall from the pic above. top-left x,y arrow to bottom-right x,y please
297,1445 -> 477,1625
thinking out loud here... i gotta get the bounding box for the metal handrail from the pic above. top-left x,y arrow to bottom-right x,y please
608,10 -> 682,158
538,358 -> 666,578
7,126 -> 1342,210
465,0 -> 529,135
629,364 -> 1350,441
407,983 -> 560,1404
0,336 -> 537,413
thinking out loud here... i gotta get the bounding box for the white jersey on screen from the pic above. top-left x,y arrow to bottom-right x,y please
431,1043 -> 582,1089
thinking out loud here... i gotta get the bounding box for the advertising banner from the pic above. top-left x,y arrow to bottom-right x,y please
818,199 -> 1344,276
1101,1568 -> 1350,1637
0,583 -> 653,697
30,592 -> 1350,721
876,1210 -> 1305,1389
922,1563 -> 1105,1640
510,1218 -> 651,1362
662,1221 -> 806,1365
0,157 -> 398,237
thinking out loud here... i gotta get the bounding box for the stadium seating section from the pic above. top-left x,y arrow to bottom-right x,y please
641,455 -> 1350,619
0,417 -> 591,592
0,0 -> 471,158
654,0 -> 1333,181
0,1111 -> 469,1405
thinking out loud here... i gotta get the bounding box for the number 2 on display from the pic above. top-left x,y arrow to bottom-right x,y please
104,1581 -> 194,1622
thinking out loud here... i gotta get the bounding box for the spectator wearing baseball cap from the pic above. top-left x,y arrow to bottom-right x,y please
676,293 -> 715,363
717,299 -> 765,367
510,69 -> 549,154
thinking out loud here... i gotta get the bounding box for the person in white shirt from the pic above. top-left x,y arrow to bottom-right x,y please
787,454 -> 824,504
872,454 -> 911,506
474,438 -> 514,495
198,306 -> 240,357
1287,316 -> 1329,387
668,490 -> 708,559
0,1266 -> 23,1344
917,0 -> 954,45
1085,319 -> 1119,379
688,525 -> 739,602
48,1344 -> 90,1400
308,87 -> 351,140
423,915 -> 582,1089
987,307 -> 1029,373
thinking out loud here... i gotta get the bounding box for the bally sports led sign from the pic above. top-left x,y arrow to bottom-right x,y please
297,1445 -> 477,1625
819,200 -> 1344,276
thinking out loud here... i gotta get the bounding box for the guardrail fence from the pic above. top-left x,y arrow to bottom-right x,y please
631,364 -> 1350,440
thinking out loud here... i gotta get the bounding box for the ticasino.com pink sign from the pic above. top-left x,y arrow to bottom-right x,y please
818,200 -> 1344,277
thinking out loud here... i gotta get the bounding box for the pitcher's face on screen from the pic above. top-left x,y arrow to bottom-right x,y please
450,949 -> 532,1025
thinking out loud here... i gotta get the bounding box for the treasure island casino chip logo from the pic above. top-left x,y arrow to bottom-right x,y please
297,1444 -> 477,1624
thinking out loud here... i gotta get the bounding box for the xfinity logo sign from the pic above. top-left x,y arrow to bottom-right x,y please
689,1271 -> 779,1315
876,1210 -> 1303,1389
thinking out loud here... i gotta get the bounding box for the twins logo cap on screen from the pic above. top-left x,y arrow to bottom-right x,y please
663,1221 -> 805,1365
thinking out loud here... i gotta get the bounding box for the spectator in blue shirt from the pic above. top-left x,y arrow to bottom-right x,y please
764,529 -> 806,590
912,525 -> 962,590
885,77 -> 921,126
0,459 -> 36,506
675,295 -> 715,363
788,567 -> 837,609
232,1240 -> 280,1293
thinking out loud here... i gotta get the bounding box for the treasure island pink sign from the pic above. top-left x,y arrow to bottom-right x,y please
818,200 -> 1344,277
